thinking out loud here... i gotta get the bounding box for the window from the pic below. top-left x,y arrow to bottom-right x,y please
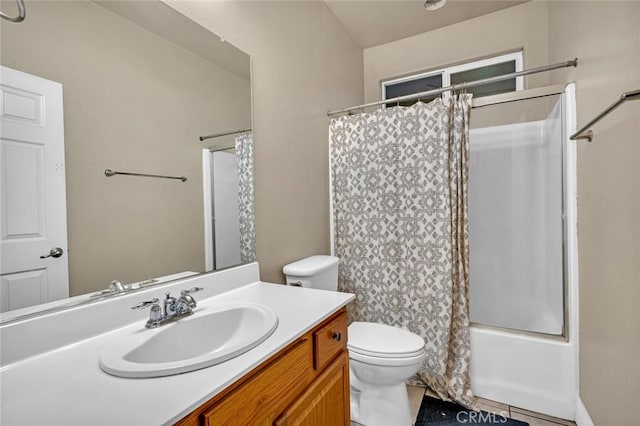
382,51 -> 523,106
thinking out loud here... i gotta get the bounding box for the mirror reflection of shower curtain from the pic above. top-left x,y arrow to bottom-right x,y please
468,95 -> 564,335
235,133 -> 256,264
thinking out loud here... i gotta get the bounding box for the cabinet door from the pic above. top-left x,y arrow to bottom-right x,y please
201,338 -> 314,426
274,351 -> 350,426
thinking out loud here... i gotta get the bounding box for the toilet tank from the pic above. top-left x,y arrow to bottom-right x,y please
282,255 -> 339,291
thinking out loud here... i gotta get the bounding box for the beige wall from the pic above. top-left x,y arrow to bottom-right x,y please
1,1 -> 251,295
166,1 -> 364,283
548,2 -> 640,424
363,1 -> 550,106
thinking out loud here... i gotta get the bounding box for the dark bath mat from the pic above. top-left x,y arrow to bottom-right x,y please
415,395 -> 528,425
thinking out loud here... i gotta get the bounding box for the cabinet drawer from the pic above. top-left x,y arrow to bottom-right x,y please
313,310 -> 347,371
201,338 -> 314,426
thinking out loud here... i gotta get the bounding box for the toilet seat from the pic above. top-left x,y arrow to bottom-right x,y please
348,322 -> 425,359
349,348 -> 425,367
349,345 -> 425,359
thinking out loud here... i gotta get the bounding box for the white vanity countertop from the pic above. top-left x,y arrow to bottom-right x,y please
0,282 -> 354,426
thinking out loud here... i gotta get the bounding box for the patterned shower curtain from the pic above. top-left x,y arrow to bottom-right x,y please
235,132 -> 257,264
329,95 -> 475,407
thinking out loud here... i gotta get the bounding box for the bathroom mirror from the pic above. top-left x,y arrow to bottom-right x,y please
0,0 -> 253,320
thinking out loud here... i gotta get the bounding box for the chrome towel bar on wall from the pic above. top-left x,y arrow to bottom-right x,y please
104,169 -> 187,182
571,89 -> 640,142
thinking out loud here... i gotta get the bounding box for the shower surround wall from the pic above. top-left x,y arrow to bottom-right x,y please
469,99 -> 564,336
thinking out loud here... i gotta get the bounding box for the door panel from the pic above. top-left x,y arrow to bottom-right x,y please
3,141 -> 44,237
0,270 -> 48,312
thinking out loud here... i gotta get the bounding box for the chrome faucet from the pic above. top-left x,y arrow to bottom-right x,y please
91,280 -> 129,298
132,287 -> 203,328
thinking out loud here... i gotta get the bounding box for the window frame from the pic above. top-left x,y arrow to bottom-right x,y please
381,51 -> 524,102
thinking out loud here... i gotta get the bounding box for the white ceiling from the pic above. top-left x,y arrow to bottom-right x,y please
324,0 -> 528,48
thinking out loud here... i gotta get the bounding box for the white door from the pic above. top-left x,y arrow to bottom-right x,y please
0,66 -> 69,313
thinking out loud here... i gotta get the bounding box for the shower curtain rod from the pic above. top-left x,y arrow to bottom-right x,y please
199,128 -> 251,141
327,58 -> 578,116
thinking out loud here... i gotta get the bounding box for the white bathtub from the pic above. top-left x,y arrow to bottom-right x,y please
470,324 -> 577,420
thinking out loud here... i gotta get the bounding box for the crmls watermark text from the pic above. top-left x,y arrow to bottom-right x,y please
456,410 -> 509,423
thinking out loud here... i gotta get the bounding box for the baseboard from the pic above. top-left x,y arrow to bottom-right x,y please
575,397 -> 594,426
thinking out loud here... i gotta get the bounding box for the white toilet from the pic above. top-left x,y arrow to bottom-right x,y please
283,255 -> 426,426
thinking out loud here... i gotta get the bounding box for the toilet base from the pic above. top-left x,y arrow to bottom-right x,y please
350,379 -> 412,426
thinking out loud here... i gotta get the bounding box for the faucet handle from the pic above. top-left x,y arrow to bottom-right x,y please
175,287 -> 203,315
131,298 -> 160,310
132,298 -> 164,328
180,287 -> 203,296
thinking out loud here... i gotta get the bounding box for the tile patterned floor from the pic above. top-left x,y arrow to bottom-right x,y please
353,385 -> 577,425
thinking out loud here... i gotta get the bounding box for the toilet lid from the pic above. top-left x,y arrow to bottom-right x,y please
348,322 -> 425,358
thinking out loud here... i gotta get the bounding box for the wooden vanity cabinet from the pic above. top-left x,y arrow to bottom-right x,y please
175,308 -> 350,426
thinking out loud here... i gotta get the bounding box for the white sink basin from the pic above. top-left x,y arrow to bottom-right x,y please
99,302 -> 278,378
